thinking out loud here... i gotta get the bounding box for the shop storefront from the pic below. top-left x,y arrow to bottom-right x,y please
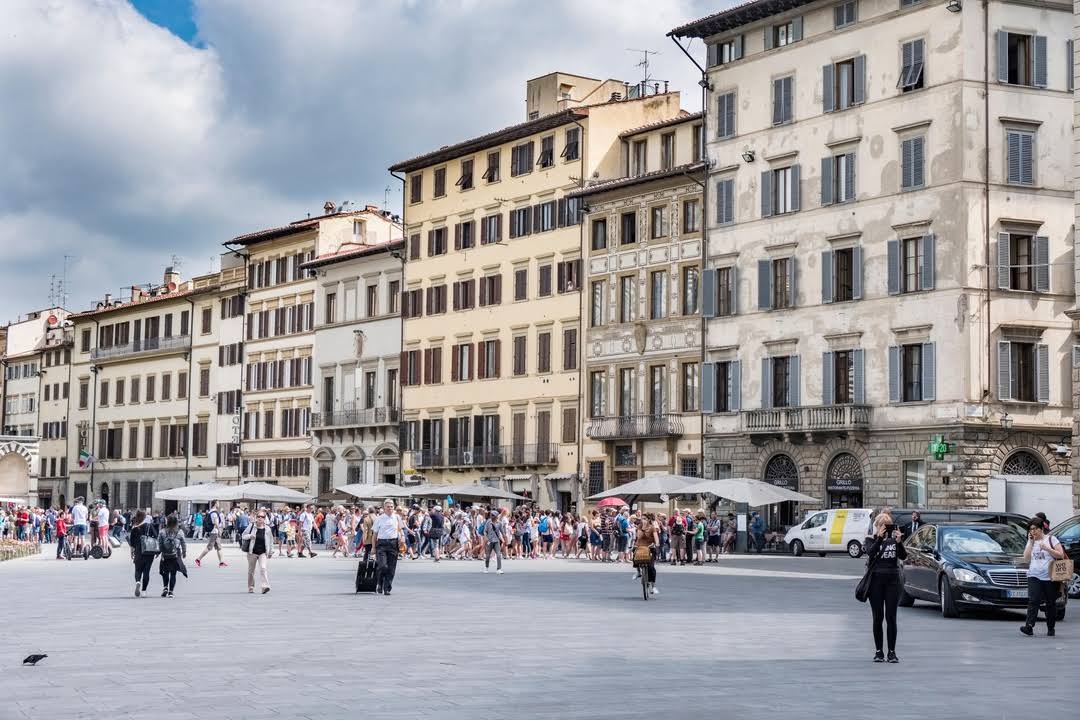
826,453 -> 864,509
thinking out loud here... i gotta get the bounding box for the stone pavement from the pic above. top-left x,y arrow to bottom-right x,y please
0,545 -> 1076,720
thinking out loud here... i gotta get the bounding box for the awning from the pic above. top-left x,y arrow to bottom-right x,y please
543,473 -> 576,481
503,474 -> 534,481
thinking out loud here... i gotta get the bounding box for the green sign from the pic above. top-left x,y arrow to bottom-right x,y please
928,434 -> 953,461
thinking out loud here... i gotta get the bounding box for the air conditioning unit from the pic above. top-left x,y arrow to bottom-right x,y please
462,450 -> 474,465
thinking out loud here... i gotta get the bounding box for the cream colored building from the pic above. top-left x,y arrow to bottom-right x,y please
673,0 -> 1074,526
390,72 -> 683,510
35,324 -> 74,508
571,112 -> 706,496
68,268 -> 234,510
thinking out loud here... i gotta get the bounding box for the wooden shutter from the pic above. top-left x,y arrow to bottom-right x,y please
921,342 -> 936,401
427,230 -> 434,257
771,78 -> 782,124
852,246 -> 863,300
822,64 -> 835,113
997,232 -> 1011,289
701,362 -> 716,413
821,155 -> 834,205
494,274 -> 502,303
788,355 -> 801,406
887,240 -> 900,295
1036,343 -> 1050,403
822,351 -> 835,405
998,341 -> 1012,400
760,170 -> 773,217
451,345 -> 459,382
789,163 -> 801,212
1069,40 -> 1075,92
853,54 -> 866,104
852,349 -> 865,404
453,223 -> 461,250
996,31 -> 1009,82
764,25 -> 774,51
702,268 -> 716,317
728,360 -> 742,411
844,152 -> 855,201
728,266 -> 739,314
787,256 -> 797,304
1034,235 -> 1050,292
920,233 -> 935,290
791,16 -> 803,41
1034,35 -> 1047,87
888,346 -> 901,403
821,250 -> 834,303
760,357 -> 772,408
757,259 -> 772,310
494,340 -> 501,378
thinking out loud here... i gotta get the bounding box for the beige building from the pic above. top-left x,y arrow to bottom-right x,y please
570,112 -> 706,497
35,324 -> 74,508
390,72 -> 683,510
672,0 -> 1075,526
68,267 -> 237,510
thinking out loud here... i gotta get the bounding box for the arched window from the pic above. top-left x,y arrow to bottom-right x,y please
826,452 -> 864,509
763,454 -> 798,528
1002,450 -> 1045,476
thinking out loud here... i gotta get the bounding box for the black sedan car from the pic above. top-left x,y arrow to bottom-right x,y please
899,522 -> 1066,620
1049,514 -> 1080,599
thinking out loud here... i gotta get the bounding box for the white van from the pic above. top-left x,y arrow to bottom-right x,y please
785,508 -> 873,558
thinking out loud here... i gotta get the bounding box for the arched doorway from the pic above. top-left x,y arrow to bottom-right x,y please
0,451 -> 30,501
1002,450 -> 1045,475
763,454 -> 799,528
375,447 -> 400,484
826,453 -> 864,509
342,446 -> 365,484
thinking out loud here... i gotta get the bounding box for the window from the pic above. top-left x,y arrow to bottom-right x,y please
632,140 -> 647,176
454,220 -> 475,250
99,380 -> 109,407
562,328 -> 577,371
591,218 -> 607,250
434,167 -> 446,197
771,76 -> 794,125
81,329 -> 91,353
450,344 -> 472,382
538,265 -> 552,297
901,136 -> 925,190
403,288 -> 423,318
902,237 -> 921,293
589,371 -> 606,417
199,367 -> 210,397
388,281 -> 400,314
997,232 -> 1047,292
457,158 -> 474,190
363,285 -> 376,318
650,206 -> 669,239
821,152 -> 856,204
1005,130 -> 1034,186
823,247 -> 860,303
650,271 -> 668,319
998,340 -> 1049,403
716,92 -> 736,138
479,151 -> 500,183
514,268 -> 528,301
510,207 -> 532,238
771,356 -> 793,407
903,460 -> 927,507
762,165 -> 799,216
427,227 -> 448,256
591,280 -> 605,327
452,279 -> 475,311
145,375 -> 156,402
115,378 -> 125,405
713,266 -> 732,317
162,373 -> 172,401
887,234 -> 934,294
537,331 -> 551,373
618,368 -> 635,416
756,257 -> 794,310
201,307 -> 212,334
715,178 -> 734,225
998,31 -> 1047,87
562,127 -> 580,161
620,212 -> 637,245
834,0 -> 856,28
535,201 -> 556,232
649,365 -> 666,414
513,335 -> 527,376
707,37 -> 743,67
692,124 -> 703,161
556,259 -> 581,293
480,214 -> 501,245
619,275 -> 636,323
561,407 -> 577,444
477,339 -> 500,379
833,350 -> 854,404
325,292 -> 337,324
898,38 -> 925,91
402,350 -> 421,386
888,342 -> 936,403
79,381 -> 88,409
408,233 -> 421,261
409,174 -> 422,203
511,141 -> 534,176
682,199 -> 701,234
537,135 -> 555,168
824,56 -> 864,112
660,132 -> 675,171
682,363 -> 700,412
768,17 -> 802,48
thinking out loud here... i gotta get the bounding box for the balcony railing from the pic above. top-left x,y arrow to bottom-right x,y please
741,405 -> 871,434
409,443 -> 559,469
311,407 -> 400,429
91,335 -> 190,361
586,413 -> 684,440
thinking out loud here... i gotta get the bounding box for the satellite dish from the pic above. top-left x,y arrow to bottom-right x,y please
47,315 -> 58,326
166,281 -> 177,292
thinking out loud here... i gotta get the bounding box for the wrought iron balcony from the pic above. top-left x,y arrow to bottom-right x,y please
90,335 -> 191,361
741,405 -> 871,435
409,443 -> 559,469
586,413 -> 684,440
311,407 -> 400,429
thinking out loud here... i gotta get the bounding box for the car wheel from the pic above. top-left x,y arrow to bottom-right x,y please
790,540 -> 804,557
1068,571 -> 1080,599
898,584 -> 915,607
847,540 -> 863,559
939,576 -> 959,618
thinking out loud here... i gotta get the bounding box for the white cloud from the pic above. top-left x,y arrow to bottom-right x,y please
0,0 -> 722,321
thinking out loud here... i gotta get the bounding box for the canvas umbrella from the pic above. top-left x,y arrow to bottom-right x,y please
407,483 -> 530,502
214,482 -> 313,504
154,483 -> 233,502
595,497 -> 628,509
677,477 -> 820,506
587,473 -> 698,506
337,483 -> 415,500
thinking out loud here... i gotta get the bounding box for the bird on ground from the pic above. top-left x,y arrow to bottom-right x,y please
22,654 -> 47,666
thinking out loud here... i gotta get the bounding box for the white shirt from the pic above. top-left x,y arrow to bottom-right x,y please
70,504 -> 88,525
372,513 -> 402,540
96,507 -> 109,525
1028,535 -> 1060,580
300,511 -> 314,532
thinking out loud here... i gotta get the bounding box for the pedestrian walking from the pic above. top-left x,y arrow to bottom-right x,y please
157,515 -> 188,597
296,504 -> 318,558
483,510 -> 506,574
193,510 -> 204,540
128,511 -> 157,598
863,513 -> 906,663
54,512 -> 67,560
1020,517 -> 1066,637
195,501 -> 227,568
372,499 -> 403,595
750,511 -> 765,553
242,510 -> 273,594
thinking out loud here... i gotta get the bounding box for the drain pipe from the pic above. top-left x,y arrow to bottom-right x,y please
983,0 -> 992,410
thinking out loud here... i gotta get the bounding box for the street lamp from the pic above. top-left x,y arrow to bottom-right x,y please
999,413 -> 1013,431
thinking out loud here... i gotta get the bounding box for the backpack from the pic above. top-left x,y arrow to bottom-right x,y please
160,531 -> 179,559
204,511 -> 216,532
538,517 -> 550,534
670,518 -> 685,536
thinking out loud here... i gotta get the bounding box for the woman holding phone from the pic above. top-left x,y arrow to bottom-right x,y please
1021,517 -> 1065,636
864,513 -> 906,663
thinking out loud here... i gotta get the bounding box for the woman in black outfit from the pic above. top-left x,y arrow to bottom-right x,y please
865,513 -> 907,663
128,510 -> 157,598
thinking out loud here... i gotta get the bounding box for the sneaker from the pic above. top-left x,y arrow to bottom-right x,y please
1020,625 -> 1034,636
219,562 -> 228,568
194,558 -> 201,568
483,568 -> 488,574
161,589 -> 169,598
873,651 -> 885,662
650,586 -> 658,596
135,584 -> 141,598
497,570 -> 504,575
249,588 -> 254,594
1047,628 -> 1056,637
886,651 -> 899,664
310,552 -> 318,558
262,587 -> 270,594
167,592 -> 174,598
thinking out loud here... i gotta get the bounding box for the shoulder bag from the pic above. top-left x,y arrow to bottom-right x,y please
1048,537 -> 1074,583
140,530 -> 160,556
855,540 -> 883,603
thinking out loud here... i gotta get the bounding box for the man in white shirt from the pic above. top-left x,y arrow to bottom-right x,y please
69,498 -> 89,556
195,501 -> 228,568
372,500 -> 403,595
95,502 -> 110,552
296,505 -> 318,558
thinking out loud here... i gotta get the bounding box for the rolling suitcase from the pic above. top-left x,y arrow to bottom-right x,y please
355,558 -> 378,593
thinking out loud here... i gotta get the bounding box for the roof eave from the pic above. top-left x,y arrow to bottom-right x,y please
669,0 -> 815,39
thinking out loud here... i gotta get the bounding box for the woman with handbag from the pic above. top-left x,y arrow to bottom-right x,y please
242,511 -> 273,594
862,513 -> 906,663
1020,517 -> 1066,637
128,511 -> 158,598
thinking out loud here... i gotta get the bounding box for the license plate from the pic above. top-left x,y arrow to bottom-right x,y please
1006,589 -> 1028,599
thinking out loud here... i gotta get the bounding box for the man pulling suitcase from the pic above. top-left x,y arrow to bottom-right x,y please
371,499 -> 404,595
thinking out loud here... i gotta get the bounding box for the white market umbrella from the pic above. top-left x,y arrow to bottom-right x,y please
215,482 -> 313,504
407,483 -> 530,502
155,483 -> 233,502
337,483 -> 415,500
678,477 -> 820,506
587,473 -> 698,504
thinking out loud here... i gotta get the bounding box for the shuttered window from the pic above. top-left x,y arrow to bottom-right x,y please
821,152 -> 856,205
1005,129 -> 1034,186
898,39 -> 925,91
717,92 -> 736,138
888,343 -> 936,403
900,136 -> 925,190
715,178 -> 734,224
771,76 -> 794,125
996,232 -> 1048,292
822,55 -> 865,112
997,31 -> 1047,87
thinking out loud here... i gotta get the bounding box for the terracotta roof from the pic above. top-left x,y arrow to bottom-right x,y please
389,108 -> 588,174
619,111 -> 702,139
300,239 -> 405,270
566,162 -> 706,198
69,285 -> 217,321
669,0 -> 814,38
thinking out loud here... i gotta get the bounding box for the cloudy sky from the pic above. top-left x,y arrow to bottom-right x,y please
0,0 -> 724,322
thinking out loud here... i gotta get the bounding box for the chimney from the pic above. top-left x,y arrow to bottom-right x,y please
103,293 -> 112,306
131,286 -> 142,303
323,201 -> 336,214
163,266 -> 180,289
365,204 -> 379,213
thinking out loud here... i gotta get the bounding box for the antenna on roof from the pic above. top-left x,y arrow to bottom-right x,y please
627,47 -> 660,89
384,186 -> 391,212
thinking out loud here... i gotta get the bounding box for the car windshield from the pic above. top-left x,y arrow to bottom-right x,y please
939,527 -> 1027,555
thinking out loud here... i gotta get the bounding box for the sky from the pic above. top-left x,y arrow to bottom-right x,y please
0,0 -> 724,322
